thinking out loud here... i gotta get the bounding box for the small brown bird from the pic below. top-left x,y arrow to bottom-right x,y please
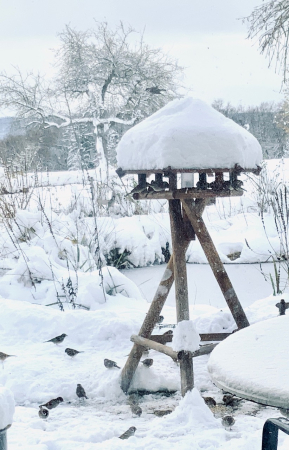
130,404 -> 142,417
150,180 -> 169,192
38,407 -> 49,419
39,397 -> 63,410
153,409 -> 172,417
76,384 -> 88,399
223,394 -> 241,407
104,358 -> 120,369
222,415 -> 235,429
203,396 -> 217,407
128,393 -> 139,405
119,426 -> 136,440
65,348 -> 84,357
0,352 -> 15,361
126,183 -> 149,197
44,333 -> 67,344
141,358 -> 153,367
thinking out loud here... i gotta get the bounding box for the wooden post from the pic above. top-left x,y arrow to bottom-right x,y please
169,193 -> 194,396
182,199 -> 249,329
120,200 -> 207,394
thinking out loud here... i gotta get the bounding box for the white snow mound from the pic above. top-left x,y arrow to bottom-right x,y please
161,388 -> 218,431
0,386 -> 15,430
172,319 -> 200,352
116,97 -> 262,170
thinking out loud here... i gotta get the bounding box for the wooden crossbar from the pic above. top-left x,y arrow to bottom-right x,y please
133,187 -> 243,201
131,335 -> 218,361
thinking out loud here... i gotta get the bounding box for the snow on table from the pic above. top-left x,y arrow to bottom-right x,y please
208,315 -> 289,408
0,386 -> 15,430
116,97 -> 262,171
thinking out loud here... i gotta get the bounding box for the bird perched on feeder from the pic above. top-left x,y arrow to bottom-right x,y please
38,407 -> 49,419
76,384 -> 88,399
44,333 -> 67,344
0,352 -> 15,362
196,179 -> 210,190
229,177 -> 245,191
39,397 -> 63,410
104,358 -> 120,369
141,358 -> 153,367
222,180 -> 234,191
130,404 -> 142,417
149,180 -> 169,192
222,415 -> 235,429
126,182 -> 149,197
119,426 -> 136,439
65,348 -> 84,357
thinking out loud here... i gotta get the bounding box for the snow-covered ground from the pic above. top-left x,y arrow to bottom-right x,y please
0,152 -> 289,446
1,287 -> 289,449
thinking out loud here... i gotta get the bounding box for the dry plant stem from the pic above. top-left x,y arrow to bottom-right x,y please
88,176 -> 106,302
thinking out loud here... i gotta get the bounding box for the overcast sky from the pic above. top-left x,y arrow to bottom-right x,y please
0,0 -> 284,110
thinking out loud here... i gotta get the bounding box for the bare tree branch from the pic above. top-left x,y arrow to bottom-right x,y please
244,0 -> 289,83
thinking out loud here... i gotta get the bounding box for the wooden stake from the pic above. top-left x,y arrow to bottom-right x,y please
169,198 -> 194,396
182,199 -> 249,329
120,201 -> 207,395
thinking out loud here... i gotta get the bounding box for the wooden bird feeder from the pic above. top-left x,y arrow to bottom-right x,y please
115,98 -> 263,397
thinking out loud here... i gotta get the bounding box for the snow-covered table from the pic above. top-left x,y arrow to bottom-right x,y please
208,315 -> 289,408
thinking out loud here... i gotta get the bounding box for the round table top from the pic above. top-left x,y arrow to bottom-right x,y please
207,315 -> 289,408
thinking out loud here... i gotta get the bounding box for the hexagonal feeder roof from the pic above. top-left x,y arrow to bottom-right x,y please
116,97 -> 262,172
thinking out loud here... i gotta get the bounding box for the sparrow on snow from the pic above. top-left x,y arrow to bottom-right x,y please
104,358 -> 120,369
44,333 -> 67,344
76,383 -> 88,399
119,426 -> 136,439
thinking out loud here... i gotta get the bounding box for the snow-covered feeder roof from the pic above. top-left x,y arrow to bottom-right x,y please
116,97 -> 262,172
208,316 -> 289,408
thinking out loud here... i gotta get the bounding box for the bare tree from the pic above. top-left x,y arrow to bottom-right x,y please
0,22 -> 184,172
245,1 -> 289,83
